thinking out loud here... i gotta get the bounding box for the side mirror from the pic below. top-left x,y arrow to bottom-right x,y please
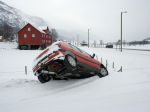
91,53 -> 95,58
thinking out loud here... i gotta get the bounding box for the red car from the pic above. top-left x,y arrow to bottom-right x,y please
33,41 -> 108,83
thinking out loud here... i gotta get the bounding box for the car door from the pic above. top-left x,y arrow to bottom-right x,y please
69,44 -> 100,70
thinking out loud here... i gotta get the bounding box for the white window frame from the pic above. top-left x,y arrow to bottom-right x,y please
32,34 -> 35,38
24,34 -> 27,38
28,27 -> 31,31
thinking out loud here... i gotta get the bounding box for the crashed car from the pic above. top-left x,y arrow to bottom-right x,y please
33,41 -> 108,83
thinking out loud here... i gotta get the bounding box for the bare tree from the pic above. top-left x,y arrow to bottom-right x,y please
51,29 -> 58,41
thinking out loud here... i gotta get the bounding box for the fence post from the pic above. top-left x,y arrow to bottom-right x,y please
118,66 -> 122,72
101,58 -> 103,64
120,66 -> 122,72
106,60 -> 108,69
113,62 -> 114,69
25,66 -> 27,75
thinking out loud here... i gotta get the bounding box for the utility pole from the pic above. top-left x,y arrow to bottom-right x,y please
77,34 -> 79,46
88,28 -> 90,48
121,11 -> 127,52
121,12 -> 122,52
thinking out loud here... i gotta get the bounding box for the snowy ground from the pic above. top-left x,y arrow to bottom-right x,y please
123,44 -> 150,50
0,42 -> 150,112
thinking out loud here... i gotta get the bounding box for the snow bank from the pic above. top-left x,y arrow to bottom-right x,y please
0,42 -> 17,50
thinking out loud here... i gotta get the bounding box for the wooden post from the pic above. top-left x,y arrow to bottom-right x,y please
120,66 -> 122,72
113,62 -> 114,69
25,66 -> 27,75
106,60 -> 108,69
118,66 -> 123,72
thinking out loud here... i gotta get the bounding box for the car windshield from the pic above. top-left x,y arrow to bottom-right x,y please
69,44 -> 91,57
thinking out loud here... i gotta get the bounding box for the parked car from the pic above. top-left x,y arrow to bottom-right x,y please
106,44 -> 113,48
80,41 -> 88,46
33,41 -> 108,83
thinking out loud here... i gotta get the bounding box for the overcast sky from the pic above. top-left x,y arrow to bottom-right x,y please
2,0 -> 150,42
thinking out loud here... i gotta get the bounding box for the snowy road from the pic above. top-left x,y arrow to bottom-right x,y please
0,42 -> 150,112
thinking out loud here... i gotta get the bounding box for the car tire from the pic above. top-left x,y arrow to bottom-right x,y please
38,74 -> 51,83
65,54 -> 77,69
98,65 -> 108,78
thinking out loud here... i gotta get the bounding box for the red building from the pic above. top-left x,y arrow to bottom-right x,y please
18,23 -> 53,50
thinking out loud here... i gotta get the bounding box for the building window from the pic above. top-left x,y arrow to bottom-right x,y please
32,34 -> 35,38
24,34 -> 27,38
28,27 -> 31,31
42,40 -> 45,43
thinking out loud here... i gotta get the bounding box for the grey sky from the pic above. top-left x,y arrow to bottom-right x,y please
2,0 -> 150,42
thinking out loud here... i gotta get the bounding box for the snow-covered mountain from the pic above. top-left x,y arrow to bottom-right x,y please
144,37 -> 150,41
0,1 -> 48,40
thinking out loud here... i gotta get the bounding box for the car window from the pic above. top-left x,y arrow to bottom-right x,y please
69,44 -> 91,57
79,48 -> 91,57
69,44 -> 81,52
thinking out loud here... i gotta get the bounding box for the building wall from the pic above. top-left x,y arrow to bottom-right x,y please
18,23 -> 52,49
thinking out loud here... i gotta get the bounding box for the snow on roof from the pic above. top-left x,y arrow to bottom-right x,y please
25,23 -> 48,34
37,26 -> 48,34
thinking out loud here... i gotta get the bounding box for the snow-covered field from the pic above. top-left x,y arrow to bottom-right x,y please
0,42 -> 150,112
123,44 -> 150,50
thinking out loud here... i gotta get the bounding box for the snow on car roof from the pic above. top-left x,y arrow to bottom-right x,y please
33,42 -> 61,68
33,41 -> 73,68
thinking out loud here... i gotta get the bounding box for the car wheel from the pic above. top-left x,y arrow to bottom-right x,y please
38,74 -> 51,83
98,65 -> 108,78
65,55 -> 77,68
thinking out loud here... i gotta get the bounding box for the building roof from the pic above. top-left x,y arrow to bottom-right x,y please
18,23 -> 49,34
37,26 -> 48,34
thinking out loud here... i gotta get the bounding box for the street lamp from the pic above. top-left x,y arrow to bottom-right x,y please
121,11 -> 127,52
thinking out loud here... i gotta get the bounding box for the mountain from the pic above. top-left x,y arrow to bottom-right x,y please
143,37 -> 150,41
0,1 -> 48,41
